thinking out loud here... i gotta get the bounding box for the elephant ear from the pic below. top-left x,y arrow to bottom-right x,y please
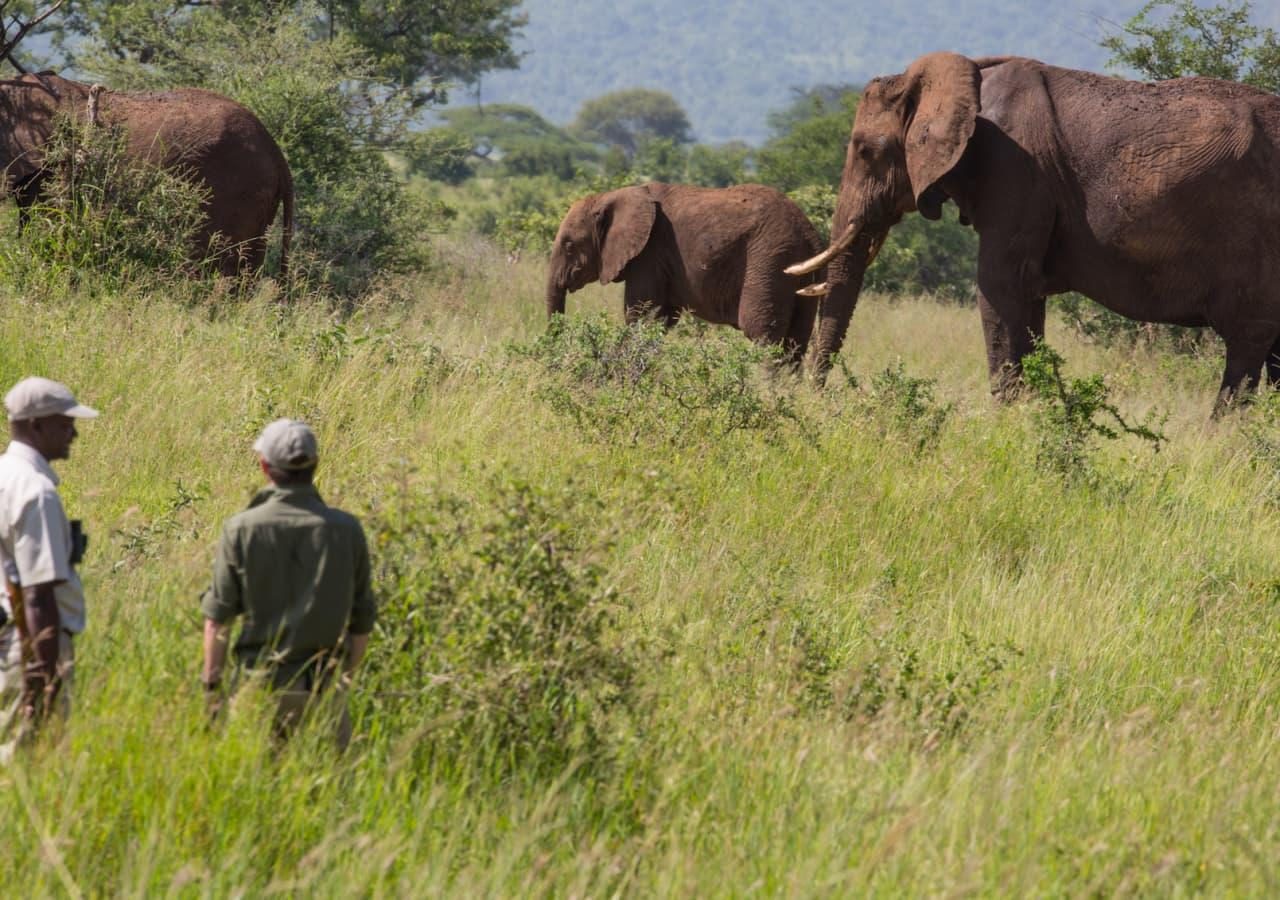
596,188 -> 656,285
903,53 -> 980,218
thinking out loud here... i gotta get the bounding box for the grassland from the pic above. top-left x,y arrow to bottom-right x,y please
1,238 -> 1278,896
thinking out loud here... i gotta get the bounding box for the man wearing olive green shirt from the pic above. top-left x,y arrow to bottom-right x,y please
201,418 -> 375,750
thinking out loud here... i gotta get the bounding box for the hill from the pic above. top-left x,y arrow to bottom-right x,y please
468,0 -> 1156,143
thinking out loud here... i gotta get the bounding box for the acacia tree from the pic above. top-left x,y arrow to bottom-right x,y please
55,0 -> 526,104
570,88 -> 693,159
1102,0 -> 1280,91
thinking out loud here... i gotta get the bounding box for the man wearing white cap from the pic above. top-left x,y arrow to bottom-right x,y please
0,376 -> 98,756
200,418 -> 375,749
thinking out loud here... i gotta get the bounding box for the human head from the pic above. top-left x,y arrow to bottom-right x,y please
253,418 -> 318,485
5,376 -> 99,461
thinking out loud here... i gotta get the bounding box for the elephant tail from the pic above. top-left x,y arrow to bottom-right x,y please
278,160 -> 294,279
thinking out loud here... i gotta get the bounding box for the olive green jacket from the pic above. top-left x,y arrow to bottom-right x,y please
202,484 -> 375,685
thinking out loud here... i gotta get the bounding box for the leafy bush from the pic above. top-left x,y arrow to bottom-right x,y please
1022,342 -> 1166,480
514,314 -> 806,447
360,476 -> 640,773
0,114 -> 210,292
864,207 -> 978,301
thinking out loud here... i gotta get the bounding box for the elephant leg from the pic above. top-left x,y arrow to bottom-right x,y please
782,293 -> 819,372
1215,336 -> 1271,415
1265,336 -> 1280,387
622,277 -> 675,327
978,289 -> 1045,401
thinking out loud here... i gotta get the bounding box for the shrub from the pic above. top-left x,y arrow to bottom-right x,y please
514,314 -> 806,447
0,113 -> 211,292
1022,341 -> 1166,480
360,476 -> 640,773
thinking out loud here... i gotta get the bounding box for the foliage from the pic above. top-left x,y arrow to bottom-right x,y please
405,127 -> 475,184
846,360 -> 953,455
56,0 -> 527,106
0,113 -> 210,291
755,87 -> 859,192
362,475 -> 640,772
864,207 -> 978,301
434,103 -> 599,180
1022,341 -> 1167,480
513,314 -> 805,447
571,88 -> 693,158
1102,0 -> 1280,91
685,142 -> 750,188
786,184 -> 837,242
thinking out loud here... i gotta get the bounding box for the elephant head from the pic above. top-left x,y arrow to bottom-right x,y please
546,186 -> 656,316
788,52 -> 981,367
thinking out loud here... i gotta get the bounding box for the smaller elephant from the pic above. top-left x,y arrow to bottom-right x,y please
546,182 -> 853,369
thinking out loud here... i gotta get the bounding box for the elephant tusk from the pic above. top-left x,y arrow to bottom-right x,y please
866,233 -> 886,268
796,282 -> 831,297
785,224 -> 859,276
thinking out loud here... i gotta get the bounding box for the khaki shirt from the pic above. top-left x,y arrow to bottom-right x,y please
202,484 -> 375,685
0,441 -> 86,633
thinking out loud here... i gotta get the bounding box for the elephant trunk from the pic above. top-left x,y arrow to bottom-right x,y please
812,231 -> 881,381
546,271 -> 567,318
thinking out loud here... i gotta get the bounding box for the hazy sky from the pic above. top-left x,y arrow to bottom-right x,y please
476,0 -> 1280,143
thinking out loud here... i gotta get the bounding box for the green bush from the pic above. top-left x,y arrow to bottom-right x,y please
1022,341 -> 1166,481
514,314 -> 806,447
0,114 -> 210,292
360,476 -> 640,773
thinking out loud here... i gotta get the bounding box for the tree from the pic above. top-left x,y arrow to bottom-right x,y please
435,103 -> 598,180
571,89 -> 692,159
755,86 -> 859,192
1102,0 -> 1280,91
56,0 -> 527,105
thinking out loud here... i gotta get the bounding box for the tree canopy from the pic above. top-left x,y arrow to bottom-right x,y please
1103,0 -> 1280,91
54,0 -> 527,104
570,89 -> 693,159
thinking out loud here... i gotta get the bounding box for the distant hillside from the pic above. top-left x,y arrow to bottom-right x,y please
464,0 -> 1161,144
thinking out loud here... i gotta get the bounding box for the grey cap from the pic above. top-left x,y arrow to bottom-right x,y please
253,418 -> 318,470
5,376 -> 99,421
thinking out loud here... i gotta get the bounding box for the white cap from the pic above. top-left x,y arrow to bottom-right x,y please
5,377 -> 99,421
253,418 -> 318,470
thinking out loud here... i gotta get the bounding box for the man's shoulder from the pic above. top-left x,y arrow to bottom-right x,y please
0,453 -> 58,506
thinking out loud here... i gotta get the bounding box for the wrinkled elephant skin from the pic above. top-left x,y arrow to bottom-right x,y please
790,52 -> 1280,412
0,73 -> 293,277
547,182 -> 858,371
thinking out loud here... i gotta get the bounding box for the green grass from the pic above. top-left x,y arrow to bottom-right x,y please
1,239 -> 1278,896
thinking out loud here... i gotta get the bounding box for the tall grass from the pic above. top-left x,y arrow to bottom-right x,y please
0,243 -> 1276,895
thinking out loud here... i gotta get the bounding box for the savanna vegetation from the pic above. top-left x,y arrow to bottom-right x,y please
2,0 -> 1280,895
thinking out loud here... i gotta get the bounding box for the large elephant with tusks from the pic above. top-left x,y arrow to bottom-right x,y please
788,53 -> 1280,412
0,73 -> 293,276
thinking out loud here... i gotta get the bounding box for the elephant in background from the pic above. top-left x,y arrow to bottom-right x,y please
788,52 -> 1280,411
0,73 -> 293,276
547,182 -> 858,370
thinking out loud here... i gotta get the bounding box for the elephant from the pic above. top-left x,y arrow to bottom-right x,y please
546,182 -> 854,369
787,52 -> 1280,412
0,73 -> 293,276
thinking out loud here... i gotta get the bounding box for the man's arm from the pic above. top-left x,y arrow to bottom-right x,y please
342,523 -> 376,680
22,581 -> 62,715
202,618 -> 231,687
